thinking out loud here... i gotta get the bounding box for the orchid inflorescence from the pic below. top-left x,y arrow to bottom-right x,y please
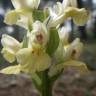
1,0 -> 89,95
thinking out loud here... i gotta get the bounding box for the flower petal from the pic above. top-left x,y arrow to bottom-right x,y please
16,12 -> 33,29
1,34 -> 21,52
4,9 -> 33,29
29,21 -> 49,47
58,26 -> 70,45
72,8 -> 89,26
1,48 -> 16,63
64,38 -> 83,60
48,60 -> 89,77
11,0 -> 40,9
11,0 -> 29,9
1,65 -> 21,74
48,14 -> 64,27
16,48 -> 51,74
1,34 -> 21,63
26,0 -> 40,9
54,42 -> 65,64
36,51 -> 51,72
63,60 -> 89,74
4,10 -> 19,25
48,2 -> 64,27
64,7 -> 89,26
63,0 -> 77,9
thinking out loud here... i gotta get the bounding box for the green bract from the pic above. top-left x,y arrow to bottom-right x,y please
46,28 -> 60,56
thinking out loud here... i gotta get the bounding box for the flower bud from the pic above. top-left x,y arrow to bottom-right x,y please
29,21 -> 49,47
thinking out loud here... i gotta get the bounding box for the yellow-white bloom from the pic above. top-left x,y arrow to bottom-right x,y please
64,38 -> 83,60
4,0 -> 41,29
48,2 -> 64,27
16,11 -> 33,29
64,7 -> 89,26
16,44 -> 51,74
28,21 -> 49,47
1,34 -> 21,63
48,60 -> 89,77
4,10 -> 33,30
11,0 -> 40,10
48,0 -> 88,27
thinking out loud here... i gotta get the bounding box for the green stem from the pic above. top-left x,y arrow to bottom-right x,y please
41,71 -> 52,96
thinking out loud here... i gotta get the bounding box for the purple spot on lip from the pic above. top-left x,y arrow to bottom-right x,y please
71,49 -> 76,57
36,34 -> 43,41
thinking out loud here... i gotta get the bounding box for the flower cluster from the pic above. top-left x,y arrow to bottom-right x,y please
1,0 -> 89,87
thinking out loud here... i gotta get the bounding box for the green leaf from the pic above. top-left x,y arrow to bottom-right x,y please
32,9 -> 48,22
31,73 -> 43,92
48,63 -> 64,77
32,73 -> 42,86
46,28 -> 60,56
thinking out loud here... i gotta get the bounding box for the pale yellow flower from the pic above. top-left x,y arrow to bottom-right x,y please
4,9 -> 33,30
64,38 -> 83,60
48,2 -> 64,27
4,0 -> 40,29
28,21 -> 49,48
64,7 -> 89,26
1,45 -> 51,75
1,34 -> 21,63
48,60 -> 89,77
48,0 -> 88,27
16,44 -> 51,74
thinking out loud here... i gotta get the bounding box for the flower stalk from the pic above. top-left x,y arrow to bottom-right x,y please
40,71 -> 52,96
